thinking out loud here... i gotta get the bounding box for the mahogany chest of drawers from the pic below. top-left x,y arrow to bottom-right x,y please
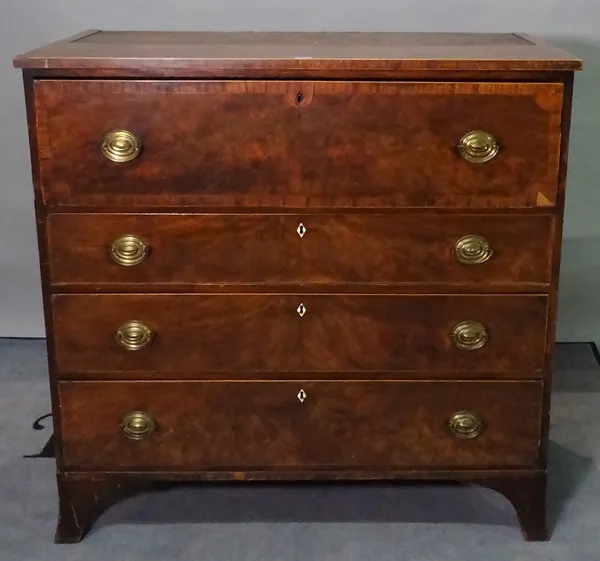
14,30 -> 582,543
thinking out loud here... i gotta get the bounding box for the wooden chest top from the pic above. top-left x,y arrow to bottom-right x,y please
13,30 -> 582,76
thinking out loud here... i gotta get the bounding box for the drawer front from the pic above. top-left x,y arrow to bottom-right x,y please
58,380 -> 543,470
35,80 -> 562,208
52,294 -> 548,375
47,213 -> 554,287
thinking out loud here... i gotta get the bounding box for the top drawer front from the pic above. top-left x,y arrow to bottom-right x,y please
34,80 -> 563,208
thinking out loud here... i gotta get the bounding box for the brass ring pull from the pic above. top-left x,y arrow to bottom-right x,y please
454,235 -> 493,265
451,320 -> 488,350
458,130 -> 500,164
101,129 -> 142,163
120,411 -> 156,440
116,321 -> 154,351
449,410 -> 484,439
111,235 -> 149,267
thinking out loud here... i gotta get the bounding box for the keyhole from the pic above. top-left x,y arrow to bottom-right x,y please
296,91 -> 304,104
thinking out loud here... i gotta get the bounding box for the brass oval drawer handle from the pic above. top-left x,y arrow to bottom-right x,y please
116,321 -> 154,351
454,234 -> 493,265
120,411 -> 156,440
101,129 -> 142,163
458,130 -> 499,164
451,320 -> 488,350
448,410 -> 484,439
111,235 -> 150,267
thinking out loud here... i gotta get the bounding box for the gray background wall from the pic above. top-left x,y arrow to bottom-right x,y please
0,1 -> 598,339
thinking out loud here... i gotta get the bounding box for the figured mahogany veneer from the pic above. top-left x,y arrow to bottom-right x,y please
47,213 -> 554,288
34,80 -> 562,208
52,293 -> 548,375
15,31 -> 581,543
58,380 -> 543,471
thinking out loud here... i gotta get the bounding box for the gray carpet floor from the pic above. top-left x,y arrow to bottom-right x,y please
1,339 -> 599,560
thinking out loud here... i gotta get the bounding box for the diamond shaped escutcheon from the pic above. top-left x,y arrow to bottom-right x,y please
296,303 -> 307,317
297,223 -> 306,238
297,389 -> 307,403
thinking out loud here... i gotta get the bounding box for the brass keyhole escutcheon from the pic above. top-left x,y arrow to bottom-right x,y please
110,235 -> 149,267
120,411 -> 156,440
448,410 -> 484,439
101,129 -> 142,163
458,130 -> 500,164
116,321 -> 154,351
454,235 -> 493,265
451,320 -> 489,350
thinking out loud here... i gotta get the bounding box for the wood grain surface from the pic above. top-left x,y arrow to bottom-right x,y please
47,213 -> 554,288
58,380 -> 543,470
14,31 -> 582,74
34,80 -> 563,208
51,293 -> 548,375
